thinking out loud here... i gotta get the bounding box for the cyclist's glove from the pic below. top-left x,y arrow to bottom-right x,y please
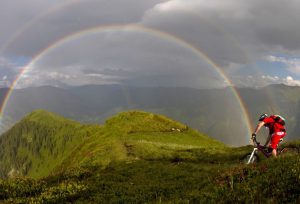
251,133 -> 256,139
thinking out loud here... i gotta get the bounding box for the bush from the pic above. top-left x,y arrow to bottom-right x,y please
214,156 -> 300,203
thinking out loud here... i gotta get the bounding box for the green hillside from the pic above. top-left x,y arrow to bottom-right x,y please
0,110 -> 226,179
59,111 -> 228,171
0,110 -> 299,203
0,110 -> 100,178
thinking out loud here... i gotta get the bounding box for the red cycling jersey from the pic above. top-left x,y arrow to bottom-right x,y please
262,116 -> 286,134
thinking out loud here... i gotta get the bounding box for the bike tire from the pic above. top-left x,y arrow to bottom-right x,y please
242,153 -> 259,164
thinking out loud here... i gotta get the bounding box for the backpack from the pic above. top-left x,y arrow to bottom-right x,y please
271,115 -> 286,126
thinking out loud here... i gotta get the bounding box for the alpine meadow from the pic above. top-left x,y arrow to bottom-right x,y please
0,110 -> 299,203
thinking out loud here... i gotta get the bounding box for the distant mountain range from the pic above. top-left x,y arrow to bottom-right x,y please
1,84 -> 300,145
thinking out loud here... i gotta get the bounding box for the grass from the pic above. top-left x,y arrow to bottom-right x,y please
1,149 -> 299,203
56,110 -> 228,171
0,154 -> 243,203
0,110 -> 299,203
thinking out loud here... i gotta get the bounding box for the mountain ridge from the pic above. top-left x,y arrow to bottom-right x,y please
0,109 -> 225,179
2,84 -> 300,145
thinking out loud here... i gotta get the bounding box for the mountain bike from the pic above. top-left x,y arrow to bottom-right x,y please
243,136 -> 299,164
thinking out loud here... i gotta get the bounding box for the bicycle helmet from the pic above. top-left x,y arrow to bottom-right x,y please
258,113 -> 268,121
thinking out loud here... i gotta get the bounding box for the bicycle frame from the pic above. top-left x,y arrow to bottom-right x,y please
254,138 -> 273,157
247,138 -> 274,164
247,147 -> 258,164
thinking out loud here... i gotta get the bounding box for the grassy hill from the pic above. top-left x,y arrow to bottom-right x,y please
0,110 -> 100,178
0,110 -> 226,179
0,110 -> 299,203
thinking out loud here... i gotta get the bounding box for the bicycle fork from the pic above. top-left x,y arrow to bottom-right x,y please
247,148 -> 258,164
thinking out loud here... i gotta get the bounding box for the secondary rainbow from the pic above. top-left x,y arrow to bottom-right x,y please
0,24 -> 253,141
0,0 -> 85,55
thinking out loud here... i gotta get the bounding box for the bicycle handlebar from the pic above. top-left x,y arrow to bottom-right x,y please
251,136 -> 259,146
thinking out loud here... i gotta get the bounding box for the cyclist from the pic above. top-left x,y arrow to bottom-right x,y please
252,114 -> 286,157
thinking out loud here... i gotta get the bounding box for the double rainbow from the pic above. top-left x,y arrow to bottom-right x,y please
0,24 -> 253,142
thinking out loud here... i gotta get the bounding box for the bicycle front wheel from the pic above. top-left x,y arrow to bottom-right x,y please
242,153 -> 259,164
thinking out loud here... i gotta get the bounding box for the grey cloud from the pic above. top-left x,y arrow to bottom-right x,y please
230,75 -> 300,88
2,0 -> 165,57
0,0 -> 69,52
141,0 -> 300,66
4,0 -> 300,88
4,0 -> 300,61
141,10 -> 249,67
247,1 -> 300,51
16,30 -> 224,88
0,57 -> 23,86
82,68 -> 132,77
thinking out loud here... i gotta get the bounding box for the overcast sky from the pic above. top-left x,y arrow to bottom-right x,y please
1,0 -> 300,88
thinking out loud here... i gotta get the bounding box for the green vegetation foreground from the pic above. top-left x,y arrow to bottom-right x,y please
1,154 -> 300,203
0,110 -> 299,203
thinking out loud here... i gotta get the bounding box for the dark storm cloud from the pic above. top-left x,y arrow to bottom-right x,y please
2,0 -> 300,88
141,0 -> 300,66
0,0 -> 67,51
1,0 -> 165,57
5,0 -> 300,62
